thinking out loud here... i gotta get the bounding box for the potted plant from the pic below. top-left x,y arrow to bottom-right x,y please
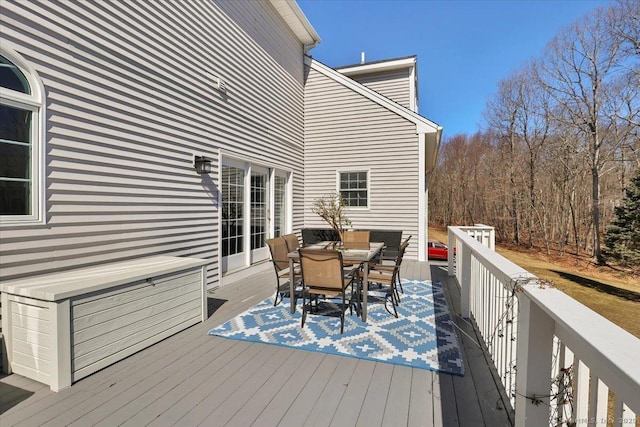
311,193 -> 351,242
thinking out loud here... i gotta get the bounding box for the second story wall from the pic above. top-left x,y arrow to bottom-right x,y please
348,68 -> 413,110
304,63 -> 420,259
0,0 -> 306,285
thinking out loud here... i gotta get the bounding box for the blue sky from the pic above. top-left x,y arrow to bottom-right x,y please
297,0 -> 613,139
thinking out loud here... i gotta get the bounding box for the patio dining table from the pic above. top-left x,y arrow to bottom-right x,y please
288,241 -> 385,322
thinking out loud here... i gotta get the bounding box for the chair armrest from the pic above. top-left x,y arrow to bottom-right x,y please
369,263 -> 396,272
343,265 -> 361,280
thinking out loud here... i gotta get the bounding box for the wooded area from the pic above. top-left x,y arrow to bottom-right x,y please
429,0 -> 640,265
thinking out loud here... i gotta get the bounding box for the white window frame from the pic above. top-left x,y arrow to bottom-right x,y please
0,44 -> 46,226
336,169 -> 370,210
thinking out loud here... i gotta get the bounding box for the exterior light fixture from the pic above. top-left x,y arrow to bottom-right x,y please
194,155 -> 213,174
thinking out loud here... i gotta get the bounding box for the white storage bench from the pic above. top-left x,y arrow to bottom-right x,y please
0,256 -> 209,391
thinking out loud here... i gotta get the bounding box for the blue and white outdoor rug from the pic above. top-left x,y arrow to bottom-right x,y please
208,279 -> 464,376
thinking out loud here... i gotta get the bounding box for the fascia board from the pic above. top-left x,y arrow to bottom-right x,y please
307,57 -> 441,132
335,57 -> 416,76
269,0 -> 321,46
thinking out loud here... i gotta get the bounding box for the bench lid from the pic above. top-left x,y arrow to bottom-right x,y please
0,256 -> 209,301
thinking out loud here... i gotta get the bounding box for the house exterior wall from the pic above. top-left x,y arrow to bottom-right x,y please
304,65 -> 420,259
347,69 -> 412,110
0,0 -> 306,286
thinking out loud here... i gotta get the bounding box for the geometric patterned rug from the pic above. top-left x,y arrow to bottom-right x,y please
208,279 -> 464,376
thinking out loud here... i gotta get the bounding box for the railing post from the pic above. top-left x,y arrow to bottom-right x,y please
460,244 -> 471,318
515,292 -> 554,427
447,227 -> 455,277
488,227 -> 495,250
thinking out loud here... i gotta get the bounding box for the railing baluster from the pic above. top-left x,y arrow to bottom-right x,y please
460,245 -> 471,319
574,358 -> 590,425
588,376 -> 609,426
498,276 -> 506,385
562,347 -> 575,426
551,337 -> 561,426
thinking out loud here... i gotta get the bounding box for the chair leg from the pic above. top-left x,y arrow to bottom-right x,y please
340,293 -> 345,334
387,292 -> 398,318
301,290 -> 307,329
274,286 -> 281,306
385,284 -> 399,318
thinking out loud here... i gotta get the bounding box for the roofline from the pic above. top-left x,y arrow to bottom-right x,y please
269,0 -> 321,51
305,56 -> 442,133
335,55 -> 417,76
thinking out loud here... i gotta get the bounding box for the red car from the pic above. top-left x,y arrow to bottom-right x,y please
428,239 -> 454,260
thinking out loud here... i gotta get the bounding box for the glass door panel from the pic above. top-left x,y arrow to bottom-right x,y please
222,164 -> 245,272
250,168 -> 269,261
273,174 -> 287,237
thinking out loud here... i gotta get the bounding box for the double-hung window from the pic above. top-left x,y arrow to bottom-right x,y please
338,171 -> 369,208
0,49 -> 44,225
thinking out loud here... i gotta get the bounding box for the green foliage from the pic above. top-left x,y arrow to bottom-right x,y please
604,169 -> 640,267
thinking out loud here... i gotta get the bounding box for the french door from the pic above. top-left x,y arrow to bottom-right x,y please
221,163 -> 246,272
273,172 -> 288,237
250,166 -> 269,262
221,159 -> 290,273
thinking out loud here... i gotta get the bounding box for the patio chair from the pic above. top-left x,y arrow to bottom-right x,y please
282,232 -> 300,253
368,229 -> 403,262
373,235 -> 411,293
266,237 -> 301,306
298,248 -> 359,334
366,237 -> 410,317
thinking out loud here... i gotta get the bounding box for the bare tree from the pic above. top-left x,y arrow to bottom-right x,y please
429,1 -> 639,263
484,72 -> 524,244
515,62 -> 552,248
610,0 -> 640,65
537,6 -> 626,262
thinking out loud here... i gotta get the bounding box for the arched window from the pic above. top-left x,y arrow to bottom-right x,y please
0,46 -> 45,225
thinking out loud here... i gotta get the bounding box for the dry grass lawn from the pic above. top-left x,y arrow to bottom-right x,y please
429,227 -> 640,338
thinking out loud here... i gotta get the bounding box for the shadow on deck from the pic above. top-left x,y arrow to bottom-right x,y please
0,260 -> 513,426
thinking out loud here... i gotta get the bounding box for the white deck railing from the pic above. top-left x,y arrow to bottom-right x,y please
447,226 -> 640,427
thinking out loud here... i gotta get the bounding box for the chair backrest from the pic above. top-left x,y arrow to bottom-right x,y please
395,236 -> 411,265
266,237 -> 289,272
368,229 -> 403,259
343,230 -> 370,249
298,248 -> 344,291
282,233 -> 300,252
301,228 -> 341,245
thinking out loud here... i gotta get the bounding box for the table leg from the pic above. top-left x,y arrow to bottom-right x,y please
289,257 -> 295,314
362,261 -> 368,322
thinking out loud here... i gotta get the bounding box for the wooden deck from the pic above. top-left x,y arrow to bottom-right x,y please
0,260 -> 513,426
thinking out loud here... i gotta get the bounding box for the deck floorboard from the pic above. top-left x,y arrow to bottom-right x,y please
0,260 -> 513,427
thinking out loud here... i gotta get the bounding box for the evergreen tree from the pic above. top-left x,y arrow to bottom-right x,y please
604,169 -> 640,267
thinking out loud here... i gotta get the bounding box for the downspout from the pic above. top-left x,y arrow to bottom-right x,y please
422,126 -> 443,261
304,39 -> 320,54
418,133 -> 427,262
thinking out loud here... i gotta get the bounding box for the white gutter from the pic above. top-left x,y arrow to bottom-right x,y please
269,0 -> 321,52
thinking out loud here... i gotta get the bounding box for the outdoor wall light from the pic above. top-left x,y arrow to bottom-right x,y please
194,155 -> 213,174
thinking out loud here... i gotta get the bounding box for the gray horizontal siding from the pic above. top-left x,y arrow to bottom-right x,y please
0,0 -> 306,284
304,66 -> 420,259
347,69 -> 411,109
9,302 -> 52,377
